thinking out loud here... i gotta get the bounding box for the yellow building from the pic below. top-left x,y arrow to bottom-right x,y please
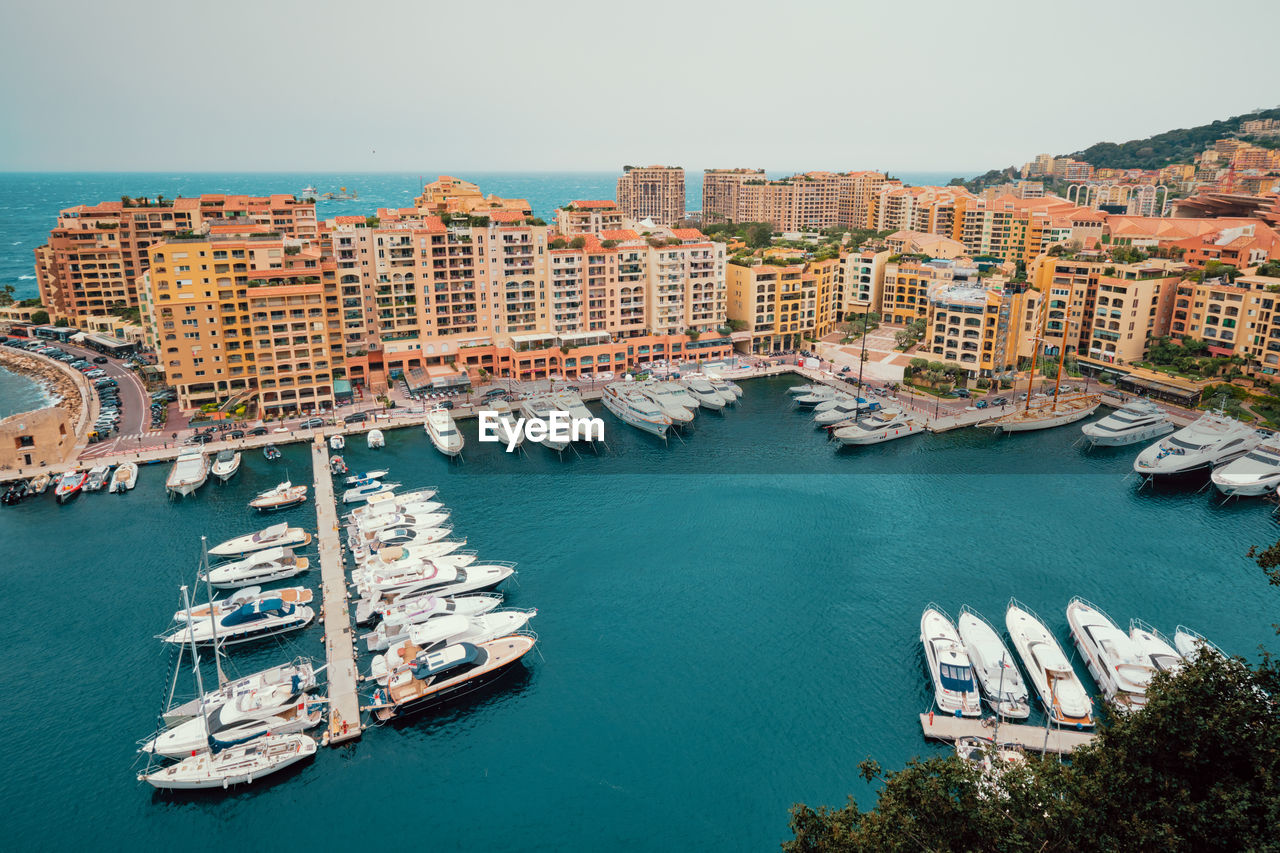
1232,269 -> 1280,375
924,281 -> 1038,378
726,260 -> 817,353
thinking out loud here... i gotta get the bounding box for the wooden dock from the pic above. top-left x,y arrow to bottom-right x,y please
919,712 -> 1095,755
311,439 -> 362,745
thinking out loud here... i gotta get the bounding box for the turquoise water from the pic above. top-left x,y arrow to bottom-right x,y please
0,365 -> 51,418
0,170 -> 972,300
0,374 -> 1276,850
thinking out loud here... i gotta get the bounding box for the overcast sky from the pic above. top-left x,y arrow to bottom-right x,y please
3,0 -> 1277,173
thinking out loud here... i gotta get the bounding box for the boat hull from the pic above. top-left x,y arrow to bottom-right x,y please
139,734 -> 316,790
990,402 -> 1100,433
1082,421 -> 1174,447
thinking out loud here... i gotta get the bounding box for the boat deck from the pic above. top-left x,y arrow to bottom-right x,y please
918,712 -> 1095,755
311,440 -> 362,746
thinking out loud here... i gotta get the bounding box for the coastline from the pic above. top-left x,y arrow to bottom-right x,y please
0,349 -> 78,422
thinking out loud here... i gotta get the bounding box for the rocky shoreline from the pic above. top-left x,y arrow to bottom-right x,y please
0,349 -> 83,426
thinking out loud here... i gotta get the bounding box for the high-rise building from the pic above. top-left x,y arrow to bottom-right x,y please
952,195 -> 1105,264
700,169 -> 894,232
702,169 -> 767,224
616,166 -> 686,225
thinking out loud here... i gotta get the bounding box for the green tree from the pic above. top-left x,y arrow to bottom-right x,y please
745,222 -> 773,248
30,309 -> 49,324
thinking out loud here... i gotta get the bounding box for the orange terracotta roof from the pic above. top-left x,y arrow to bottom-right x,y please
600,229 -> 639,241
570,200 -> 618,209
489,211 -> 526,223
670,228 -> 705,240
333,215 -> 365,225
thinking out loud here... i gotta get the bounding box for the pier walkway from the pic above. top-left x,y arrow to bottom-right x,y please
919,712 -> 1095,755
311,439 -> 362,746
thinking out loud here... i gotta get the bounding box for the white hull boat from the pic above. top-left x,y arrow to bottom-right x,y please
424,408 -> 465,457
162,660 -> 318,726
345,470 -> 390,486
370,609 -> 537,685
832,409 -> 923,445
166,451 -> 210,497
682,378 -> 728,410
1006,599 -> 1094,728
362,593 -> 504,652
1134,412 -> 1260,476
984,394 -> 1100,433
143,684 -> 322,757
164,588 -> 315,646
139,733 -> 316,790
1129,619 -> 1184,675
202,546 -> 310,589
355,564 -> 516,623
602,384 -> 671,437
211,450 -> 242,483
1210,441 -> 1280,496
1173,625 -> 1223,660
85,464 -> 111,492
367,428 -> 385,449
1066,597 -> 1153,711
1080,400 -> 1174,447
249,481 -> 308,512
329,434 -> 344,451
109,461 -> 138,493
957,607 -> 1031,719
342,481 -> 400,504
209,522 -> 312,557
920,605 -> 982,717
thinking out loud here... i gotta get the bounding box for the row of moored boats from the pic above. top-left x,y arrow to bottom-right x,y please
3,463 -> 139,505
789,384 -> 926,446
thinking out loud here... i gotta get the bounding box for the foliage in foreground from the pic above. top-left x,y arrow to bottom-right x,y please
784,653 -> 1280,852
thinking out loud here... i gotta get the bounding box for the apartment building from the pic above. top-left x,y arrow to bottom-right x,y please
35,194 -> 317,323
701,169 -> 894,232
952,196 -> 1105,264
726,259 -> 821,353
841,249 -> 890,313
143,231 -> 344,416
838,171 -> 896,230
1233,269 -> 1280,375
616,166 -> 685,225
871,185 -> 973,235
880,257 -> 982,325
924,281 -> 1037,378
413,175 -> 532,217
702,169 -> 767,224
555,201 -> 626,236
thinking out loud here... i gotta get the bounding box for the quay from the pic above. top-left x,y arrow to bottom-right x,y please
918,712 -> 1095,755
311,438 -> 362,746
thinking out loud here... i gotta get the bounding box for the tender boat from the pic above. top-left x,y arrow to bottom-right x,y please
1173,625 -> 1224,661
1006,599 -> 1093,728
142,683 -> 322,757
209,522 -> 312,557
162,659 -> 318,726
374,635 -> 537,721
519,394 -> 570,452
920,604 -> 982,717
166,451 -> 210,497
342,480 -> 399,504
367,428 -> 385,449
263,443 -> 282,461
1210,440 -> 1280,496
369,609 -> 537,684
984,393 -> 1101,433
27,473 -> 50,495
831,408 -> 923,446
249,481 -> 308,512
2,480 -> 28,505
138,733 -> 316,790
1129,619 -> 1184,675
202,546 -> 310,589
329,433 -> 345,451
956,606 -> 1031,719
1080,399 -> 1174,447
329,455 -> 348,475
54,469 -> 88,503
84,464 -> 111,492
682,377 -> 729,410
1066,597 -> 1153,711
345,470 -> 390,486
109,461 -> 138,493
361,592 -> 504,652
211,449 -> 242,482
164,590 -> 315,646
602,383 -> 672,437
1133,412 -> 1260,477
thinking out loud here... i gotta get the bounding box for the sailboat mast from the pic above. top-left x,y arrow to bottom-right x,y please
1024,292 -> 1048,414
180,585 -> 211,746
1050,344 -> 1067,412
855,307 -> 869,422
201,536 -> 227,687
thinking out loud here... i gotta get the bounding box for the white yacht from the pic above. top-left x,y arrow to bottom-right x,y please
602,384 -> 672,437
831,408 -> 924,446
142,682 -> 322,757
1129,619 -> 1184,675
342,480 -> 400,504
161,659 -> 318,726
202,546 -> 310,589
361,592 -> 504,652
424,408 -> 464,457
345,470 -> 390,485
519,394 -> 570,452
109,461 -> 138,493
681,377 -> 729,411
920,605 -> 982,717
956,607 -> 1031,719
354,563 -> 516,623
813,399 -> 874,426
709,377 -> 743,401
139,733 -> 316,790
85,464 -> 111,492
369,608 -> 537,686
1210,440 -> 1280,496
208,522 -> 312,557
1173,625 -> 1224,661
248,481 -> 308,512
485,399 -> 525,449
166,451 -> 209,497
812,393 -> 855,413
164,590 -> 315,646
551,390 -> 601,441
329,433 -> 345,451
642,380 -> 699,415
1066,597 -> 1154,711
1080,400 -> 1174,447
1005,599 -> 1094,728
347,507 -> 450,536
367,428 -> 385,449
211,449 -> 241,483
787,383 -> 819,396
635,383 -> 696,425
1133,412 -> 1260,477
793,386 -> 839,409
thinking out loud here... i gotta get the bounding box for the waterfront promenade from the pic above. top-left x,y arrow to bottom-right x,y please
311,438 -> 362,746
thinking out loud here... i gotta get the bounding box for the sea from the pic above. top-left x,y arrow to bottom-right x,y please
0,365 -> 51,419
0,375 -> 1277,850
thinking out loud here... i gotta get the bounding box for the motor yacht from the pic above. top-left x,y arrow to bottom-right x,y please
681,377 -> 729,411
162,659 -> 318,726
709,377 -> 743,401
352,550 -> 483,591
109,461 -> 138,493
984,393 -> 1101,433
345,470 -> 390,486
831,408 -> 923,446
1129,619 -> 1184,675
347,508 -> 450,537
812,393 -> 855,413
787,383 -> 819,396
164,590 -> 315,646
342,480 -> 400,504
138,733 -> 316,790
361,592 -> 504,652
354,563 -> 516,623
370,609 -> 537,685
956,607 -> 1031,719
424,408 -> 465,457
635,383 -> 695,425
329,433 -> 345,451
518,394 -> 570,451
202,546 -> 310,589
920,605 -> 982,717
211,449 -> 242,483
344,490 -> 440,522
1173,625 -> 1223,661
1066,597 -> 1153,711
374,635 -> 537,721
166,451 -> 210,497
793,386 -> 839,409
142,682 -> 322,757
350,525 -> 456,556
602,384 -> 672,437
249,481 -> 308,512
1080,400 -> 1174,447
1005,599 -> 1093,728
174,585 -> 311,623
641,380 -> 699,415
54,469 -> 88,503
814,399 -> 878,426
85,465 -> 111,492
1210,439 -> 1280,496
208,522 -> 312,557
1133,412 -> 1260,477
485,399 -> 525,449
367,428 -> 385,449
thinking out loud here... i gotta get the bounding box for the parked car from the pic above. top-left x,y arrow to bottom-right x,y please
248,426 -> 268,436
953,388 -> 971,398
991,396 -> 1009,406
437,400 -> 455,410
974,399 -> 989,409
92,356 -> 109,364
229,429 -> 245,439
343,412 -> 368,424
300,417 -> 325,429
